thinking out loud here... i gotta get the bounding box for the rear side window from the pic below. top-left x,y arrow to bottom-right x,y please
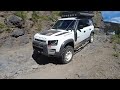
77,19 -> 90,29
88,19 -> 93,25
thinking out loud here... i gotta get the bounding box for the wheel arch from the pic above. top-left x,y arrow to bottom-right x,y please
60,39 -> 74,54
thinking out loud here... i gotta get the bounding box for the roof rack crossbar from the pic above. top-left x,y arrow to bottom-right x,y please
60,11 -> 94,18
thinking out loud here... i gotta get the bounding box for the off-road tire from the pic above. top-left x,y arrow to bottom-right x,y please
60,46 -> 74,64
89,33 -> 94,43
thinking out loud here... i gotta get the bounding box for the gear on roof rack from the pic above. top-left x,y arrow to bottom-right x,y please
60,11 -> 94,18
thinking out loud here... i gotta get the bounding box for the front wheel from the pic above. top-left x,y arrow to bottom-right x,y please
60,46 -> 74,64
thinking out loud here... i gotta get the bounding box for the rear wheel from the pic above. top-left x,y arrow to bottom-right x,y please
60,46 -> 74,64
89,33 -> 94,43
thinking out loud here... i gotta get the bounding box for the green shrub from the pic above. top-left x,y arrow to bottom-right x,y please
15,11 -> 27,20
50,11 -> 60,22
37,11 -> 60,22
113,44 -> 116,50
112,52 -> 119,58
37,21 -> 42,31
32,11 -> 40,22
31,11 -> 60,31
37,25 -> 42,31
39,15 -> 48,20
0,23 -> 5,29
111,35 -> 120,44
5,28 -> 11,33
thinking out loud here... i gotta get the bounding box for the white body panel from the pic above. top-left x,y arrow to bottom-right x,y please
84,25 -> 94,39
33,17 -> 94,55
34,29 -> 74,52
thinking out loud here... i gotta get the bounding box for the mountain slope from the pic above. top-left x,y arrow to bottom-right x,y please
0,11 -> 104,48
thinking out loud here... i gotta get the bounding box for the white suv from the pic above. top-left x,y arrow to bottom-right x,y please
32,13 -> 94,64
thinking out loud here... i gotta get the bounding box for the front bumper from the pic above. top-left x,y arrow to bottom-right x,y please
32,40 -> 60,57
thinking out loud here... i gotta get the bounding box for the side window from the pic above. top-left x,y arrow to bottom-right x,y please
77,19 -> 90,30
88,19 -> 93,26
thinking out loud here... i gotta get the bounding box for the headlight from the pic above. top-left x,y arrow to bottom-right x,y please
48,40 -> 58,46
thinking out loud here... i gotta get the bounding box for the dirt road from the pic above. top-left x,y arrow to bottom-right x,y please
0,34 -> 120,79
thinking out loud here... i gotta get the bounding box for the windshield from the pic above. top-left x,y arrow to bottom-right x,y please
52,20 -> 76,30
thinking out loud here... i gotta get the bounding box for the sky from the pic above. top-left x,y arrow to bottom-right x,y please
102,11 -> 120,23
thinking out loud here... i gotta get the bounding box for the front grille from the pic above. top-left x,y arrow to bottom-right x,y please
33,41 -> 43,48
33,40 -> 48,56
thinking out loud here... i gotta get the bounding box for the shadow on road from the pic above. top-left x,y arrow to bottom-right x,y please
32,52 -> 61,65
32,42 -> 90,65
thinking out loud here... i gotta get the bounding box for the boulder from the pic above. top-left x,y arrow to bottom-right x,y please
5,15 -> 24,28
11,29 -> 25,38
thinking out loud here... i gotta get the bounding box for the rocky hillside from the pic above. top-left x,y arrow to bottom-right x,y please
0,11 -> 104,48
92,11 -> 104,28
0,11 -> 60,48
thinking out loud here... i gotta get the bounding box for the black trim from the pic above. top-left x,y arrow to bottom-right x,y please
32,40 -> 48,56
59,39 -> 74,56
74,20 -> 78,41
32,40 -> 63,57
60,11 -> 94,18
47,52 -> 61,57
74,37 -> 90,50
40,30 -> 60,36
55,32 -> 69,36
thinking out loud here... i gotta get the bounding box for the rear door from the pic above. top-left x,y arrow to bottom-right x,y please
75,19 -> 94,47
83,19 -> 94,39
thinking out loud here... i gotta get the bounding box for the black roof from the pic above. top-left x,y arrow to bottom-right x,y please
60,11 -> 94,18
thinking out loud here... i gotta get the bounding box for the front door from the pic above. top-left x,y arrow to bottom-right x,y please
75,20 -> 87,46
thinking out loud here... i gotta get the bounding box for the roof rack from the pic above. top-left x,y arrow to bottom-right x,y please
60,11 -> 94,18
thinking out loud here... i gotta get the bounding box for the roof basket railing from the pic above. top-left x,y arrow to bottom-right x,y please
60,11 -> 94,18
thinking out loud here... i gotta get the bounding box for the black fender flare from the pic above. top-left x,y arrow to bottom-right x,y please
59,39 -> 74,54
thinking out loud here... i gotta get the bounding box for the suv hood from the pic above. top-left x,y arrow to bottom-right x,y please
34,29 -> 70,41
39,29 -> 69,36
